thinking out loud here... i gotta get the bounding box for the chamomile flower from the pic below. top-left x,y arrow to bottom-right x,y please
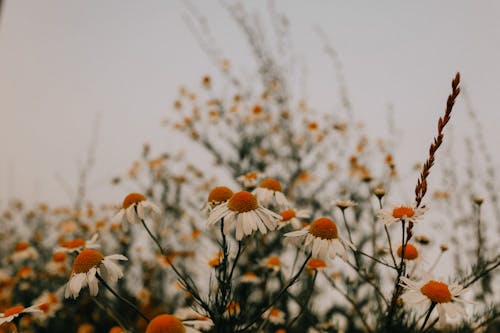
203,186 -> 234,214
112,192 -> 160,226
240,272 -> 261,284
64,249 -> 127,299
252,178 -> 290,208
400,275 -> 470,327
262,308 -> 286,325
56,233 -> 100,253
306,258 -> 327,273
33,292 -> 62,322
334,200 -> 358,210
236,172 -> 264,188
10,241 -> 39,262
0,304 -> 43,325
377,203 -> 427,226
146,314 -> 185,333
207,191 -> 281,240
285,217 -> 354,260
396,244 -> 419,261
277,209 -> 310,229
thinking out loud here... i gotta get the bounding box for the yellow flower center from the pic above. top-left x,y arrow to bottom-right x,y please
208,186 -> 234,203
72,249 -> 104,274
309,218 -> 338,239
228,191 -> 258,213
280,209 -> 296,222
420,280 -> 452,303
3,305 -> 25,317
146,314 -> 185,333
392,206 -> 415,219
15,242 -> 29,252
122,193 -> 146,209
307,258 -> 327,270
397,244 -> 419,260
259,178 -> 282,192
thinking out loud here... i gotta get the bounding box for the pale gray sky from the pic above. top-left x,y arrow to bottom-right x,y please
1,1 -> 499,206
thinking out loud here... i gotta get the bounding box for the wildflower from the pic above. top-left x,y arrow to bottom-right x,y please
377,203 -> 427,226
109,327 -> 124,333
236,172 -> 264,188
0,304 -> 42,325
334,200 -> 358,210
207,191 -> 281,240
33,292 -> 61,322
285,217 -> 354,260
473,197 -> 484,205
307,258 -> 327,272
374,186 -> 385,199
240,272 -> 261,284
204,186 -> 234,213
64,249 -> 127,299
56,233 -> 100,253
415,235 -> 431,246
400,275 -> 470,327
396,244 -> 419,260
278,208 -> 310,229
262,308 -> 286,325
10,241 -> 39,262
253,178 -> 289,208
263,256 -> 282,272
112,193 -> 160,226
146,314 -> 186,333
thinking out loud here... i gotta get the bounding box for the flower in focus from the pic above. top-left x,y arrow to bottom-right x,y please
377,203 -> 427,226
56,233 -> 100,253
207,191 -> 281,240
0,304 -> 42,325
262,308 -> 285,325
204,186 -> 234,213
236,172 -> 264,188
277,208 -> 310,229
64,249 -> 127,299
112,192 -> 160,226
252,178 -> 289,208
400,275 -> 470,327
285,217 -> 354,260
146,314 -> 186,333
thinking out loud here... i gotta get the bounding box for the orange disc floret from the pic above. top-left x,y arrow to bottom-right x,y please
259,178 -> 282,192
3,305 -> 25,317
109,327 -> 124,333
244,172 -> 257,179
266,256 -> 281,267
280,210 -> 296,222
15,241 -> 30,252
208,186 -> 233,203
270,308 -> 281,317
72,249 -> 104,274
392,206 -> 415,219
307,258 -> 327,270
309,218 -> 338,240
60,238 -> 86,249
53,252 -> 67,262
228,191 -> 258,213
122,193 -> 147,209
146,314 -> 185,333
397,244 -> 419,260
38,303 -> 50,313
420,280 -> 452,303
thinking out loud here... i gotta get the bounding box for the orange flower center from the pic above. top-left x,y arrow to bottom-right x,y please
420,280 -> 452,303
266,256 -> 281,267
228,191 -> 258,213
60,238 -> 86,249
259,178 -> 282,192
72,249 -> 104,274
392,206 -> 415,219
244,172 -> 257,179
3,305 -> 25,317
280,209 -> 296,221
15,242 -> 29,252
146,314 -> 185,333
39,303 -> 50,312
208,186 -> 234,203
109,327 -> 124,333
53,252 -> 67,262
122,193 -> 146,209
307,258 -> 327,270
270,308 -> 281,317
397,244 -> 419,260
309,218 -> 338,239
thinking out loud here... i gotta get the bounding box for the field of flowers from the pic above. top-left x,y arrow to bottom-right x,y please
1,3 -> 499,333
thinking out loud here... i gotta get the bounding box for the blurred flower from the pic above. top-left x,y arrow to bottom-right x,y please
334,200 -> 358,210
253,178 -> 289,208
10,241 -> 39,263
285,217 -> 354,260
262,308 -> 285,325
56,234 -> 100,253
277,209 -> 309,229
207,191 -> 281,240
236,172 -> 264,188
240,272 -> 261,284
0,304 -> 42,325
64,249 -> 127,299
306,258 -> 327,273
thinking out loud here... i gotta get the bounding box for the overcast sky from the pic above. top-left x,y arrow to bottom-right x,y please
0,1 -> 499,206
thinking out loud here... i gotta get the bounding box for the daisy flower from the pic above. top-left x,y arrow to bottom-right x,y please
146,314 -> 186,333
10,241 -> 39,263
33,292 -> 62,322
396,243 -> 419,261
306,258 -> 327,273
377,203 -> 427,226
56,233 -> 100,253
236,172 -> 264,188
0,304 -> 43,325
207,191 -> 281,240
285,217 -> 354,260
203,186 -> 233,214
112,192 -> 161,226
262,256 -> 282,272
240,272 -> 261,284
400,275 -> 470,327
277,208 -> 310,229
252,178 -> 289,208
262,308 -> 286,325
334,200 -> 358,210
64,249 -> 127,299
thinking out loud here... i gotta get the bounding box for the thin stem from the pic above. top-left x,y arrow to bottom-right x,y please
228,241 -> 243,282
356,249 -> 397,270
287,271 -> 317,329
420,302 -> 436,332
384,225 -> 397,267
341,209 -> 360,268
428,251 -> 443,273
475,204 -> 483,266
96,273 -> 150,322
